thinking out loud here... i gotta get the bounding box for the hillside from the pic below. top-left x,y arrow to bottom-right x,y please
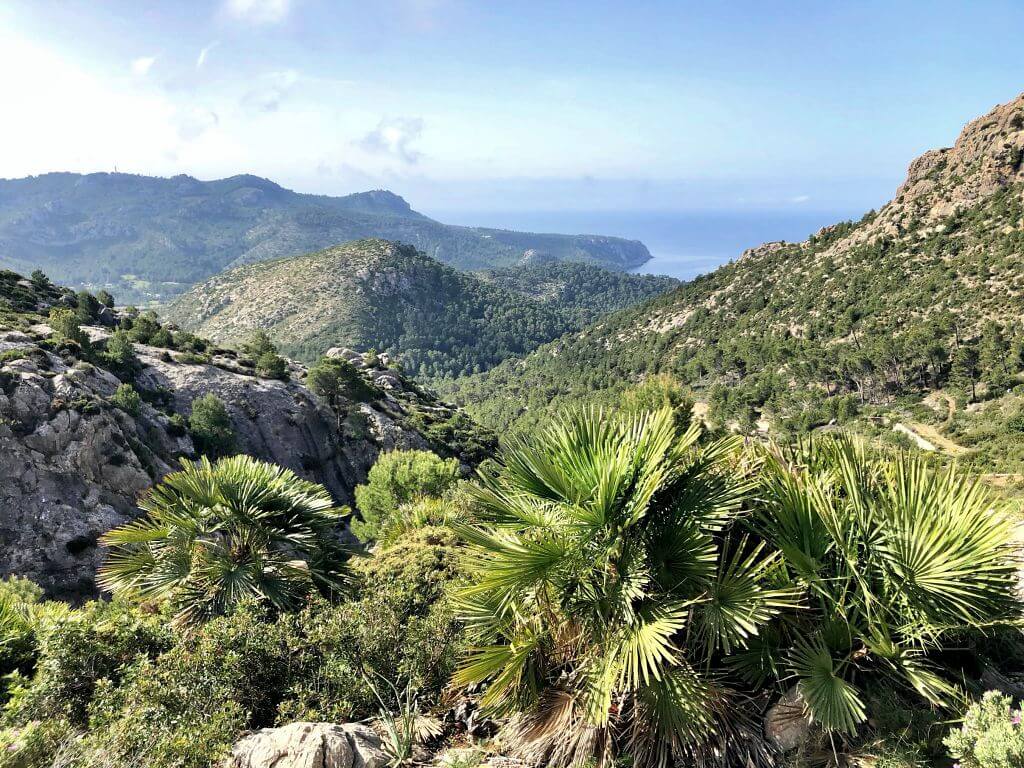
0,268 -> 490,597
442,93 -> 1024,445
162,239 -> 677,379
0,172 -> 651,301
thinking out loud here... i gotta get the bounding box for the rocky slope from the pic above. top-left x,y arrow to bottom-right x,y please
442,93 -> 1024,432
162,239 -> 676,379
0,272 -> 489,598
0,173 -> 651,301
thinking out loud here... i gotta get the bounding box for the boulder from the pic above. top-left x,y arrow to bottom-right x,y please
763,686 -> 811,752
225,722 -> 387,768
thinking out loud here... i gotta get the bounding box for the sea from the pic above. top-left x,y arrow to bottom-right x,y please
429,209 -> 861,281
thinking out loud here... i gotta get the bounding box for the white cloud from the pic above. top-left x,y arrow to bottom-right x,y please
224,0 -> 291,25
359,117 -> 425,164
790,194 -> 811,203
241,69 -> 299,113
131,56 -> 156,76
196,41 -> 219,69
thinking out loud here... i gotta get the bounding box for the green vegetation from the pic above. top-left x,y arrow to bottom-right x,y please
0,173 -> 649,302
187,393 -> 236,457
946,691 -> 1024,768
108,383 -> 142,415
455,410 -> 1021,766
455,409 -> 794,767
441,184 -> 1024,442
352,449 -> 460,543
99,455 -> 353,624
306,355 -> 378,410
1,527 -> 466,768
164,240 -> 674,380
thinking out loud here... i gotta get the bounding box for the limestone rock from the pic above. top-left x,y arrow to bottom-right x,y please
0,328 -> 487,598
226,722 -> 386,768
764,686 -> 811,752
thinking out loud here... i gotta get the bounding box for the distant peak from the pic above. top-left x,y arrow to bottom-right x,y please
340,189 -> 414,214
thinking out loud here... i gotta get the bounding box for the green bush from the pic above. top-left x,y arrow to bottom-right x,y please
109,383 -> 141,416
255,350 -> 288,380
281,526 -> 467,721
946,691 -> 1024,768
352,450 -> 460,542
2,599 -> 171,728
103,331 -> 138,377
47,308 -> 88,347
187,393 -> 236,457
306,356 -> 377,410
0,718 -> 81,768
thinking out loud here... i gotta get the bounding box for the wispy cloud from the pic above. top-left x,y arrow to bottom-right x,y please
174,106 -> 219,141
223,0 -> 291,25
131,56 -> 156,76
241,69 -> 299,113
790,194 -> 811,203
359,117 -> 425,164
196,41 -> 219,69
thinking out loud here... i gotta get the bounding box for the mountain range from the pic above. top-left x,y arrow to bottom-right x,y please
0,172 -> 651,302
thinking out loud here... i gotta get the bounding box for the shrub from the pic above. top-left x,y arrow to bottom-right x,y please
757,438 -> 1021,737
241,329 -> 276,359
306,356 -> 377,410
455,408 -> 793,768
73,290 -> 100,323
96,290 -> 115,309
0,717 -> 81,768
255,350 -> 288,380
281,526 -> 466,722
109,383 -> 142,416
99,455 -> 354,624
352,450 -> 460,542
945,691 -> 1024,768
80,604 -> 289,768
46,308 -> 88,347
187,393 -> 236,457
2,599 -> 171,728
103,331 -> 138,378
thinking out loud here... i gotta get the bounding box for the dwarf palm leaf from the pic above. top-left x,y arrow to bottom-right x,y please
456,408 -> 797,768
99,455 -> 353,624
757,437 -> 1021,736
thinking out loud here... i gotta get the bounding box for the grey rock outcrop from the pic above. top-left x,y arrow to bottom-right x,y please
0,325 -> 485,599
225,722 -> 387,768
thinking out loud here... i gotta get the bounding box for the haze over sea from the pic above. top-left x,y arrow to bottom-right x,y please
431,209 -> 862,281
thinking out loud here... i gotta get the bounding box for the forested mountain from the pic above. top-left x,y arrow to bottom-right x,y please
162,239 -> 676,379
442,93 -> 1024,443
0,172 -> 651,302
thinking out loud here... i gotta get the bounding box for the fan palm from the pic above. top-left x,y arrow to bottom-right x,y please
99,455 -> 354,624
455,408 -> 797,768
754,437 -> 1022,736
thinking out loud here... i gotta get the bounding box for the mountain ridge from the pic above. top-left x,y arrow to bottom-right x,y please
441,93 -> 1024,440
162,238 -> 678,379
0,172 -> 651,301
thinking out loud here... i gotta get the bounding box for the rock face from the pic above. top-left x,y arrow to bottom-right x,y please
226,722 -> 387,768
763,686 -> 811,752
0,321 -> 488,599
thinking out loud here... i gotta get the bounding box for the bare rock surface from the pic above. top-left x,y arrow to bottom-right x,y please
763,686 -> 812,752
225,722 -> 387,768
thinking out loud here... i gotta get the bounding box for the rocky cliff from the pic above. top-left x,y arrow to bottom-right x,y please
0,274 -> 489,598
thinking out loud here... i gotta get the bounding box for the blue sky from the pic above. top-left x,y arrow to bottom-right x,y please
2,0 -> 1023,213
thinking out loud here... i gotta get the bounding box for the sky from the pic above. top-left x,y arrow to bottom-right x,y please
2,0 -> 1024,214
